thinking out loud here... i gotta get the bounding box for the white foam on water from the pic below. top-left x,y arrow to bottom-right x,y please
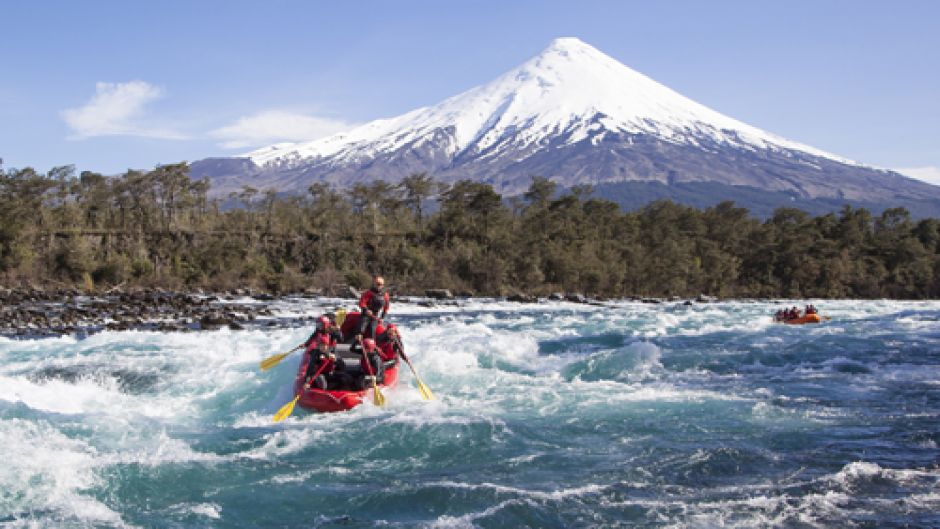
675,315 -> 775,337
628,461 -> 940,528
828,461 -> 940,490
391,315 -> 752,428
105,430 -> 225,466
388,298 -> 606,317
598,486 -> 858,529
238,424 -> 333,459
0,374 -> 191,419
615,340 -> 664,381
0,419 -> 130,528
380,404 -> 509,430
167,502 -> 222,519
896,315 -> 940,329
0,326 -> 321,523
426,480 -> 609,501
426,498 -> 534,529
264,465 -> 353,485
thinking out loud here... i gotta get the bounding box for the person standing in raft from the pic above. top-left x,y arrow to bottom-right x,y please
357,275 -> 390,340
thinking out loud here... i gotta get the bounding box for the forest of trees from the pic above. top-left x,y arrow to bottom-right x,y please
2,162 -> 939,299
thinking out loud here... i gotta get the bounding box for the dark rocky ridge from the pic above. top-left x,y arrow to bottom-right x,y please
0,288 -> 279,338
0,287 -> 706,338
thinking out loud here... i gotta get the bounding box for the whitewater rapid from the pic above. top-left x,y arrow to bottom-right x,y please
1,299 -> 938,527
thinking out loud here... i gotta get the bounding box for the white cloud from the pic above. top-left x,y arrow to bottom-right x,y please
62,81 -> 185,139
209,110 -> 355,149
896,166 -> 940,186
62,82 -> 354,149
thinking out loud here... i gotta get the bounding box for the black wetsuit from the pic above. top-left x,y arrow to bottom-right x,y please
355,349 -> 381,388
305,349 -> 347,390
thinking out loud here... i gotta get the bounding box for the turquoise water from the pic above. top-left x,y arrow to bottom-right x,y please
1,299 -> 938,528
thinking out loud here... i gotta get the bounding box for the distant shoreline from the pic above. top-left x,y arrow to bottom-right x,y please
1,285 -> 932,339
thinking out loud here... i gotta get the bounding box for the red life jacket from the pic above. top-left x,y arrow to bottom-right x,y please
358,288 -> 390,315
340,311 -> 385,334
378,341 -> 397,361
307,329 -> 338,347
340,312 -> 360,337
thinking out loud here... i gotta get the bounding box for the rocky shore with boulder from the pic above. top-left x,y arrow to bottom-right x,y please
0,287 -> 280,338
0,285 -> 728,338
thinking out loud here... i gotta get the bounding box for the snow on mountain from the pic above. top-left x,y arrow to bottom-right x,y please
246,37 -> 849,169
191,37 -> 940,215
897,166 -> 940,186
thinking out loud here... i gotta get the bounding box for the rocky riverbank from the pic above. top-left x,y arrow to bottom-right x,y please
0,288 -> 286,338
0,286 -> 727,339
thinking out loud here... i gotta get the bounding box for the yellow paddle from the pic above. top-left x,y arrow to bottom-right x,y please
402,356 -> 434,400
387,333 -> 433,401
273,396 -> 299,422
360,343 -> 386,407
370,376 -> 386,407
260,344 -> 303,371
261,311 -> 345,371
271,355 -> 334,422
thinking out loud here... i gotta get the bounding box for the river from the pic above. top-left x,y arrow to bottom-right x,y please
1,298 -> 938,527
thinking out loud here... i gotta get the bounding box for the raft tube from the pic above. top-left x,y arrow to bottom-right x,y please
292,345 -> 399,413
782,313 -> 822,325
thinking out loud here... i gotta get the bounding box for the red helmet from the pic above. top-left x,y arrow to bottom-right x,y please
362,338 -> 376,352
319,316 -> 331,326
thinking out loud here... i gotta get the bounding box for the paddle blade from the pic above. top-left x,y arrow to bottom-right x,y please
416,378 -> 435,401
272,396 -> 299,422
403,358 -> 434,400
335,309 -> 347,327
371,380 -> 386,407
260,345 -> 302,371
259,352 -> 290,371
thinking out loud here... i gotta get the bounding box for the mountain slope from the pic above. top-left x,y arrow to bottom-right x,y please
191,37 -> 940,212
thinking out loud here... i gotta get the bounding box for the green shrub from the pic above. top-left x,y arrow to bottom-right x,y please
345,269 -> 372,289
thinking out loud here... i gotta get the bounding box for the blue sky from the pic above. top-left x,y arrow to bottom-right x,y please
2,1 -> 939,182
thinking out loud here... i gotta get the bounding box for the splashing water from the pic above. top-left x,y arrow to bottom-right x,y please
1,299 -> 938,528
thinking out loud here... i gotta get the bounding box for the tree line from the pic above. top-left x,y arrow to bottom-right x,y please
1,162 -> 939,298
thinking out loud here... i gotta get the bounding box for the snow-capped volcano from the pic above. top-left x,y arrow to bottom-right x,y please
248,37 -> 842,168
192,37 -> 940,214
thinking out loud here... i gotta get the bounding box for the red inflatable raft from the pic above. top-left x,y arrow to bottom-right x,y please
781,313 -> 822,325
292,350 -> 398,412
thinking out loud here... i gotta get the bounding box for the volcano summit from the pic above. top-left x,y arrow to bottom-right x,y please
193,38 -> 940,216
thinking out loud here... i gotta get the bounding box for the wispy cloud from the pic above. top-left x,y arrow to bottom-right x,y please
62,81 -> 185,139
62,82 -> 354,149
209,110 -> 355,150
897,166 -> 940,186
